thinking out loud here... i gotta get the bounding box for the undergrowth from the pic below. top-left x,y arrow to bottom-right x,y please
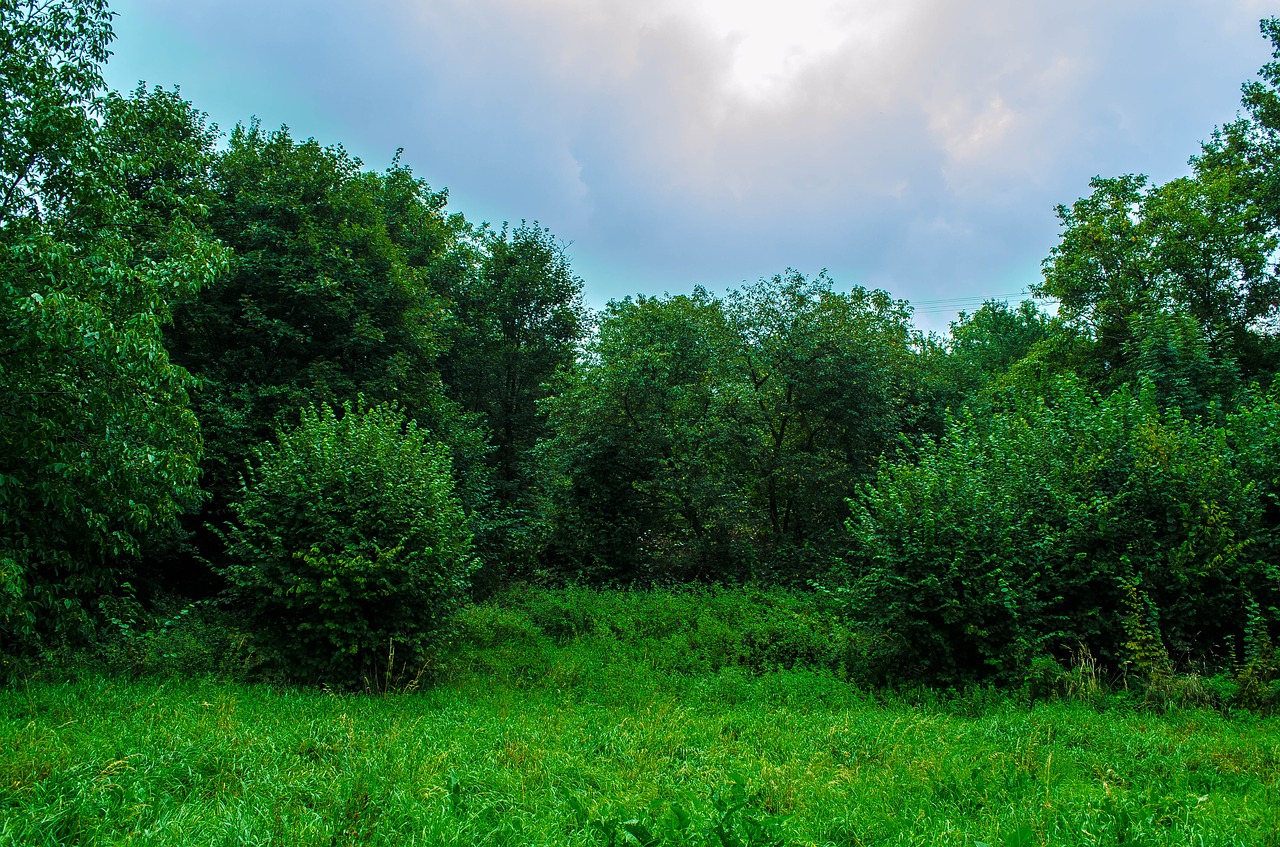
2,586 -> 1277,845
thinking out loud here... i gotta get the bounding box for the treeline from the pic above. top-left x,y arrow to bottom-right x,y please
3,0 -> 1280,695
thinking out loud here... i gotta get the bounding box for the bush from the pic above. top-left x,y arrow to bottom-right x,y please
845,373 -> 1266,685
220,401 -> 476,688
93,592 -> 260,680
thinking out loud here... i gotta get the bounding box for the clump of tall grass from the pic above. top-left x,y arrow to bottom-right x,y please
444,584 -> 865,686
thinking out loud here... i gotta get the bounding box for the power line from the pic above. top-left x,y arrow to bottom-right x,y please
909,289 -> 1058,315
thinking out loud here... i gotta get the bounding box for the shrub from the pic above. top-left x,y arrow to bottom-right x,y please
93,592 -> 260,680
221,401 -> 475,688
845,373 -> 1265,685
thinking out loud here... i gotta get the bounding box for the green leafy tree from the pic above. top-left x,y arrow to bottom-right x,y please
221,402 -> 475,688
166,124 -> 474,517
722,272 -> 925,573
1194,17 -> 1280,359
1,3 -> 227,668
0,0 -> 108,222
539,289 -> 738,583
1040,19 -> 1280,389
453,223 -> 584,495
929,299 -> 1054,410
539,273 -> 926,584
1037,174 -> 1157,384
439,222 -> 586,577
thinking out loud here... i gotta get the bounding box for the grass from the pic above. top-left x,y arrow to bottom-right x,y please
2,587 -> 1279,846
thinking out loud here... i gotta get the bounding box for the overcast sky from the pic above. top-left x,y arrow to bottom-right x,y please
103,0 -> 1275,332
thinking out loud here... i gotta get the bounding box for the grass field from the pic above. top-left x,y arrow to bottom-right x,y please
2,587 -> 1278,846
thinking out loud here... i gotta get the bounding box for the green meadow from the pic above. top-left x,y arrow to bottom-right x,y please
3,588 -> 1278,847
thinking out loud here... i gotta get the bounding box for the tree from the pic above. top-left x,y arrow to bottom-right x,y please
722,272 -> 925,573
439,222 -> 586,572
166,124 -> 465,514
538,273 -> 927,584
0,0 -> 110,223
538,289 -> 738,583
434,222 -> 587,582
1039,19 -> 1280,390
1,3 -> 227,669
1036,174 -> 1156,385
931,299 -> 1054,407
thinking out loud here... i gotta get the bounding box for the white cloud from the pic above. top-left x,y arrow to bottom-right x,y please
105,0 -> 1277,328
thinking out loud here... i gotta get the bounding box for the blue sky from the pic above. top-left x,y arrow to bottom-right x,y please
103,0 -> 1274,332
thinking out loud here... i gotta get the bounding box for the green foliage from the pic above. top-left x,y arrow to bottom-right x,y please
845,373 -> 1266,685
0,0 -> 110,223
1019,648 -> 1105,707
1123,308 -> 1240,420
580,774 -> 787,847
220,401 -> 476,688
450,586 -> 861,682
1040,20 -> 1280,386
167,123 -> 468,511
438,221 -> 586,583
539,272 -> 926,584
539,287 -> 741,582
929,299 -> 1055,410
722,273 -> 928,574
91,593 -> 261,681
1,4 -> 227,674
1039,170 -> 1274,389
443,222 -> 585,487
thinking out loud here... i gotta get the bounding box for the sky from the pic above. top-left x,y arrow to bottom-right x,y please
103,0 -> 1276,332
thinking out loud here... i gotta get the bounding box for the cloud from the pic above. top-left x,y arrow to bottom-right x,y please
105,0 -> 1276,328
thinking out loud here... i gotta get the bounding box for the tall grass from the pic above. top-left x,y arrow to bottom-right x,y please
2,587 -> 1278,845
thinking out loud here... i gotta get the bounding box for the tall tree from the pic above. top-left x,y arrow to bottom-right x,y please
0,0 -> 108,223
1039,18 -> 1280,391
1,3 -> 226,665
539,289 -> 737,583
538,273 -> 926,584
722,273 -> 925,570
167,124 -> 462,512
442,222 -> 585,506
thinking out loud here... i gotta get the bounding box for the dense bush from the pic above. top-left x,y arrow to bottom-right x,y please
845,373 -> 1270,685
221,402 -> 476,688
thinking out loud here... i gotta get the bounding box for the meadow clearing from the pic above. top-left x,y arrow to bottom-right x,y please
2,588 -> 1277,846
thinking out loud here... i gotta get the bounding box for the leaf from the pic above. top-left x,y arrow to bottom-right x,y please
1003,825 -> 1036,847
